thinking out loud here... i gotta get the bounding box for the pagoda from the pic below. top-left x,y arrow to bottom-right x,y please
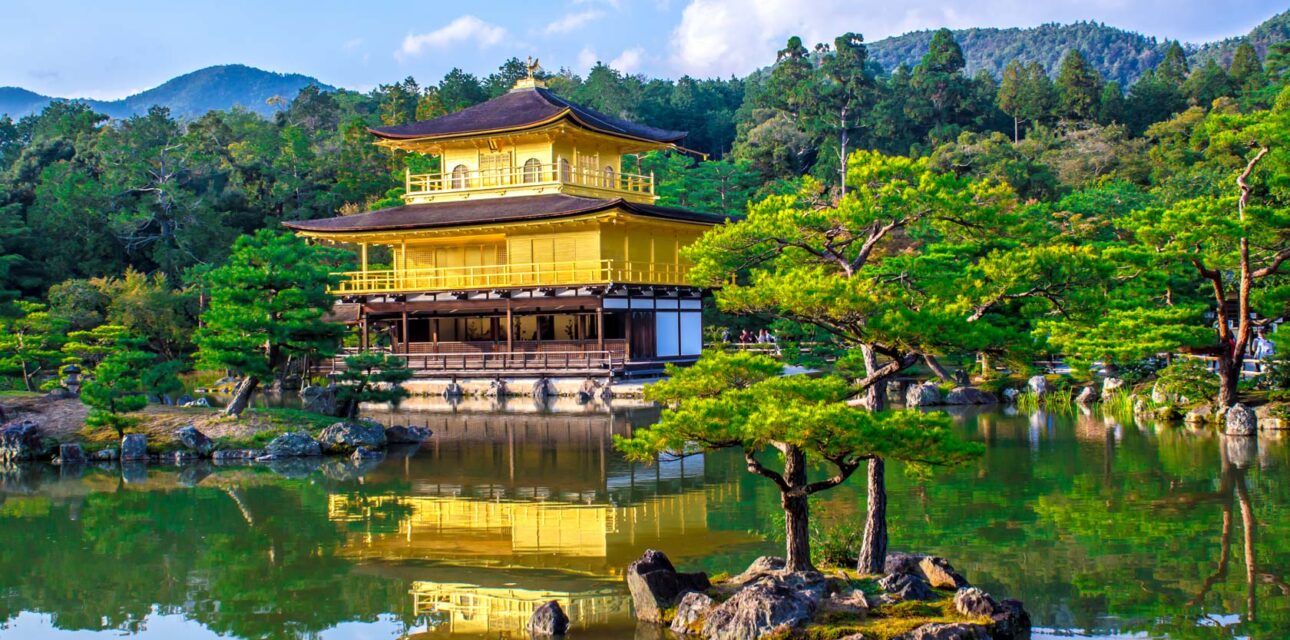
285,65 -> 726,377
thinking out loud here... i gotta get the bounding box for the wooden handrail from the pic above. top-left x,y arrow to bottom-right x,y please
404,162 -> 653,197
331,259 -> 689,294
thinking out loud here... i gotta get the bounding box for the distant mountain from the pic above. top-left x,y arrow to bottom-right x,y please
0,64 -> 333,120
1192,10 -> 1290,67
867,11 -> 1290,85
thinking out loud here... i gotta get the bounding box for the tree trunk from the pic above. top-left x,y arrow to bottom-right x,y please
1013,116 -> 1019,144
858,457 -> 888,574
780,444 -> 813,572
1218,356 -> 1241,409
1236,469 -> 1257,621
858,345 -> 887,411
923,354 -> 953,382
224,377 -> 259,417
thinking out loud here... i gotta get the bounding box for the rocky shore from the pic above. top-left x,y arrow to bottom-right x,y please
622,549 -> 1030,640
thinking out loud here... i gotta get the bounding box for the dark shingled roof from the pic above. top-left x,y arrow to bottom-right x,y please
282,194 -> 727,234
368,87 -> 687,143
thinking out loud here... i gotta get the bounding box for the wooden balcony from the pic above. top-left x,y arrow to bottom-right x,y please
404,162 -> 654,203
331,259 -> 688,295
314,340 -> 630,376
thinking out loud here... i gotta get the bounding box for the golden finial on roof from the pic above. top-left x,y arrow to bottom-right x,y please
513,56 -> 546,91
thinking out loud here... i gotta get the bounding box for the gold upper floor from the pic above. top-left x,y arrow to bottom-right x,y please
390,124 -> 659,205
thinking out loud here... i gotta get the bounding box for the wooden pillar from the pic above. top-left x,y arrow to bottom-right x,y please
401,309 -> 409,355
506,299 -> 513,353
360,306 -> 369,351
597,306 -> 605,351
625,309 -> 633,361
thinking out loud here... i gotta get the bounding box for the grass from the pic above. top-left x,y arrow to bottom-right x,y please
0,390 -> 43,398
765,593 -> 991,640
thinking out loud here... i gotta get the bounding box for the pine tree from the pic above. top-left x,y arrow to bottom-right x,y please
1098,81 -> 1126,124
81,346 -> 156,440
195,230 -> 349,417
997,60 -> 1026,142
1228,42 -> 1264,92
335,352 -> 413,418
1183,59 -> 1234,106
1157,41 -> 1190,88
1019,62 -> 1058,128
615,351 -> 980,572
1056,50 -> 1104,120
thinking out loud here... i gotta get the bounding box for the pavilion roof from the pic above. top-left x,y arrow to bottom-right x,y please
282,194 -> 728,234
367,87 -> 686,144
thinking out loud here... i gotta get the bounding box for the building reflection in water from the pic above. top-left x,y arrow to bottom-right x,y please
335,403 -> 746,637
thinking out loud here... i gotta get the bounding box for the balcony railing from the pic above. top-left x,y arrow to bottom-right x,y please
404,163 -> 654,199
332,259 -> 688,294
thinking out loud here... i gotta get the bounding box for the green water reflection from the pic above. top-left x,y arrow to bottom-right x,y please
1,404 -> 1287,639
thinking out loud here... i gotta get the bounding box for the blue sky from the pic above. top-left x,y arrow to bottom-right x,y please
2,0 -> 1285,99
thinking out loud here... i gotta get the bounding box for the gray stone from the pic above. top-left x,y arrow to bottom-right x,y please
700,574 -> 820,640
821,589 -> 870,616
990,599 -> 1031,639
0,421 -> 48,462
532,378 -> 554,399
444,381 -> 464,398
900,622 -> 989,640
1001,388 -> 1020,403
919,556 -> 969,589
624,549 -> 710,624
91,448 -> 118,461
300,385 -> 338,416
1254,404 -> 1288,430
883,551 -> 926,575
385,425 -> 432,444
1076,387 -> 1096,406
120,434 -> 149,461
670,591 -> 715,635
176,394 -> 194,406
177,463 -> 213,487
526,600 -> 569,637
180,397 -> 210,408
1134,396 -> 1151,415
953,587 -> 998,617
1225,403 -> 1258,436
944,387 -> 998,405
212,448 -> 263,462
728,555 -> 787,587
46,387 -> 76,400
1151,382 -> 1173,405
1027,375 -> 1047,395
1181,405 -> 1212,425
879,572 -> 936,601
906,383 -> 942,407
1102,377 -> 1126,397
264,431 -> 322,457
317,421 -> 387,454
55,443 -> 86,465
174,425 -> 214,456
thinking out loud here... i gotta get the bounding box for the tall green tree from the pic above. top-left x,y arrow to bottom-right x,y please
195,230 -> 349,416
1228,42 -> 1264,93
997,61 -> 1026,142
615,351 -> 980,572
1056,50 -> 1104,121
80,345 -> 156,439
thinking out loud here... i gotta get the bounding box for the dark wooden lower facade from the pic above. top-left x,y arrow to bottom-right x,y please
331,284 -> 706,377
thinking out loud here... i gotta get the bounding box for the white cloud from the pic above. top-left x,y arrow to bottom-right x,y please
609,47 -> 646,74
668,0 -> 1158,78
399,16 -> 508,58
544,10 -> 605,35
577,46 -> 599,72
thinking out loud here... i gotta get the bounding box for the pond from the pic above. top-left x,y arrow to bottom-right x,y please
1,400 -> 1288,639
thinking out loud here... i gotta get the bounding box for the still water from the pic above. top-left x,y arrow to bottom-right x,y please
1,399 -> 1288,639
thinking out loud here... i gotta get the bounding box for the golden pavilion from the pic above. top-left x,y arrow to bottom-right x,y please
285,68 -> 725,377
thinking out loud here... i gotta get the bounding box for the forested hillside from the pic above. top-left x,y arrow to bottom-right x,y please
868,10 -> 1290,85
0,65 -> 332,119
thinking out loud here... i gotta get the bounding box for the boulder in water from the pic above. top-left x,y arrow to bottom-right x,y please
944,387 -> 997,405
906,383 -> 942,407
526,600 -> 569,637
0,421 -> 49,462
1225,403 -> 1257,436
670,591 -> 716,635
317,421 -> 387,453
385,425 -> 432,444
264,431 -> 322,457
120,434 -> 149,461
625,549 -> 710,624
175,425 -> 214,456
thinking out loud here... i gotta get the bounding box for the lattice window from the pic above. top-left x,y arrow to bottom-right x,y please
478,151 -> 511,186
522,158 -> 542,183
450,164 -> 469,189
